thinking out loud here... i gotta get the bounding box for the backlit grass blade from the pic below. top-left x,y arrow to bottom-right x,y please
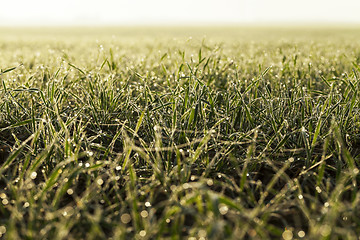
0,66 -> 18,76
68,63 -> 85,75
0,134 -> 34,174
122,110 -> 145,169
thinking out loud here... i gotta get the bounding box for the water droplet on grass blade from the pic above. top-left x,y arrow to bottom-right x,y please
140,210 -> 148,218
139,230 -> 146,237
219,204 -> 229,215
120,213 -> 131,224
0,226 -> 6,237
282,229 -> 293,240
97,179 -> 104,186
30,172 -> 37,180
298,231 -> 305,238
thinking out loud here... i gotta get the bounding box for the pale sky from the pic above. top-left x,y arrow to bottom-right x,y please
1,0 -> 360,26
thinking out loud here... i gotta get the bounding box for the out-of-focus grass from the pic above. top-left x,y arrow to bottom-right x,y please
1,26 -> 360,239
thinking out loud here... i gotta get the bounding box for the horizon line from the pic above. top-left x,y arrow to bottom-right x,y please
1,22 -> 360,28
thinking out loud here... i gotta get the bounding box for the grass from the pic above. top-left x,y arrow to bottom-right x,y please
1,26 -> 360,239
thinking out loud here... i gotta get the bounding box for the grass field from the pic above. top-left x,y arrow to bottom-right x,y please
1,26 -> 360,239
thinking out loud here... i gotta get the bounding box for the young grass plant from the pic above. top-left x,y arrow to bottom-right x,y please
1,27 -> 360,239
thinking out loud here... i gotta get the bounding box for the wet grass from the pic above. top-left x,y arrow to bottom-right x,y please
1,26 -> 360,239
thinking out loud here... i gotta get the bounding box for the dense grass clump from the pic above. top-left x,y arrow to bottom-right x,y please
1,27 -> 360,239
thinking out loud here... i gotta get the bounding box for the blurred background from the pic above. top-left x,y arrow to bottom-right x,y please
1,0 -> 360,26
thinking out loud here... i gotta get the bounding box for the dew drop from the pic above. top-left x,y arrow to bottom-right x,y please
30,172 -> 37,180
282,229 -> 293,240
97,179 -> 104,186
120,213 -> 131,224
139,230 -> 146,237
298,230 -> 305,238
0,226 -> 6,235
219,205 -> 229,215
140,210 -> 148,218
